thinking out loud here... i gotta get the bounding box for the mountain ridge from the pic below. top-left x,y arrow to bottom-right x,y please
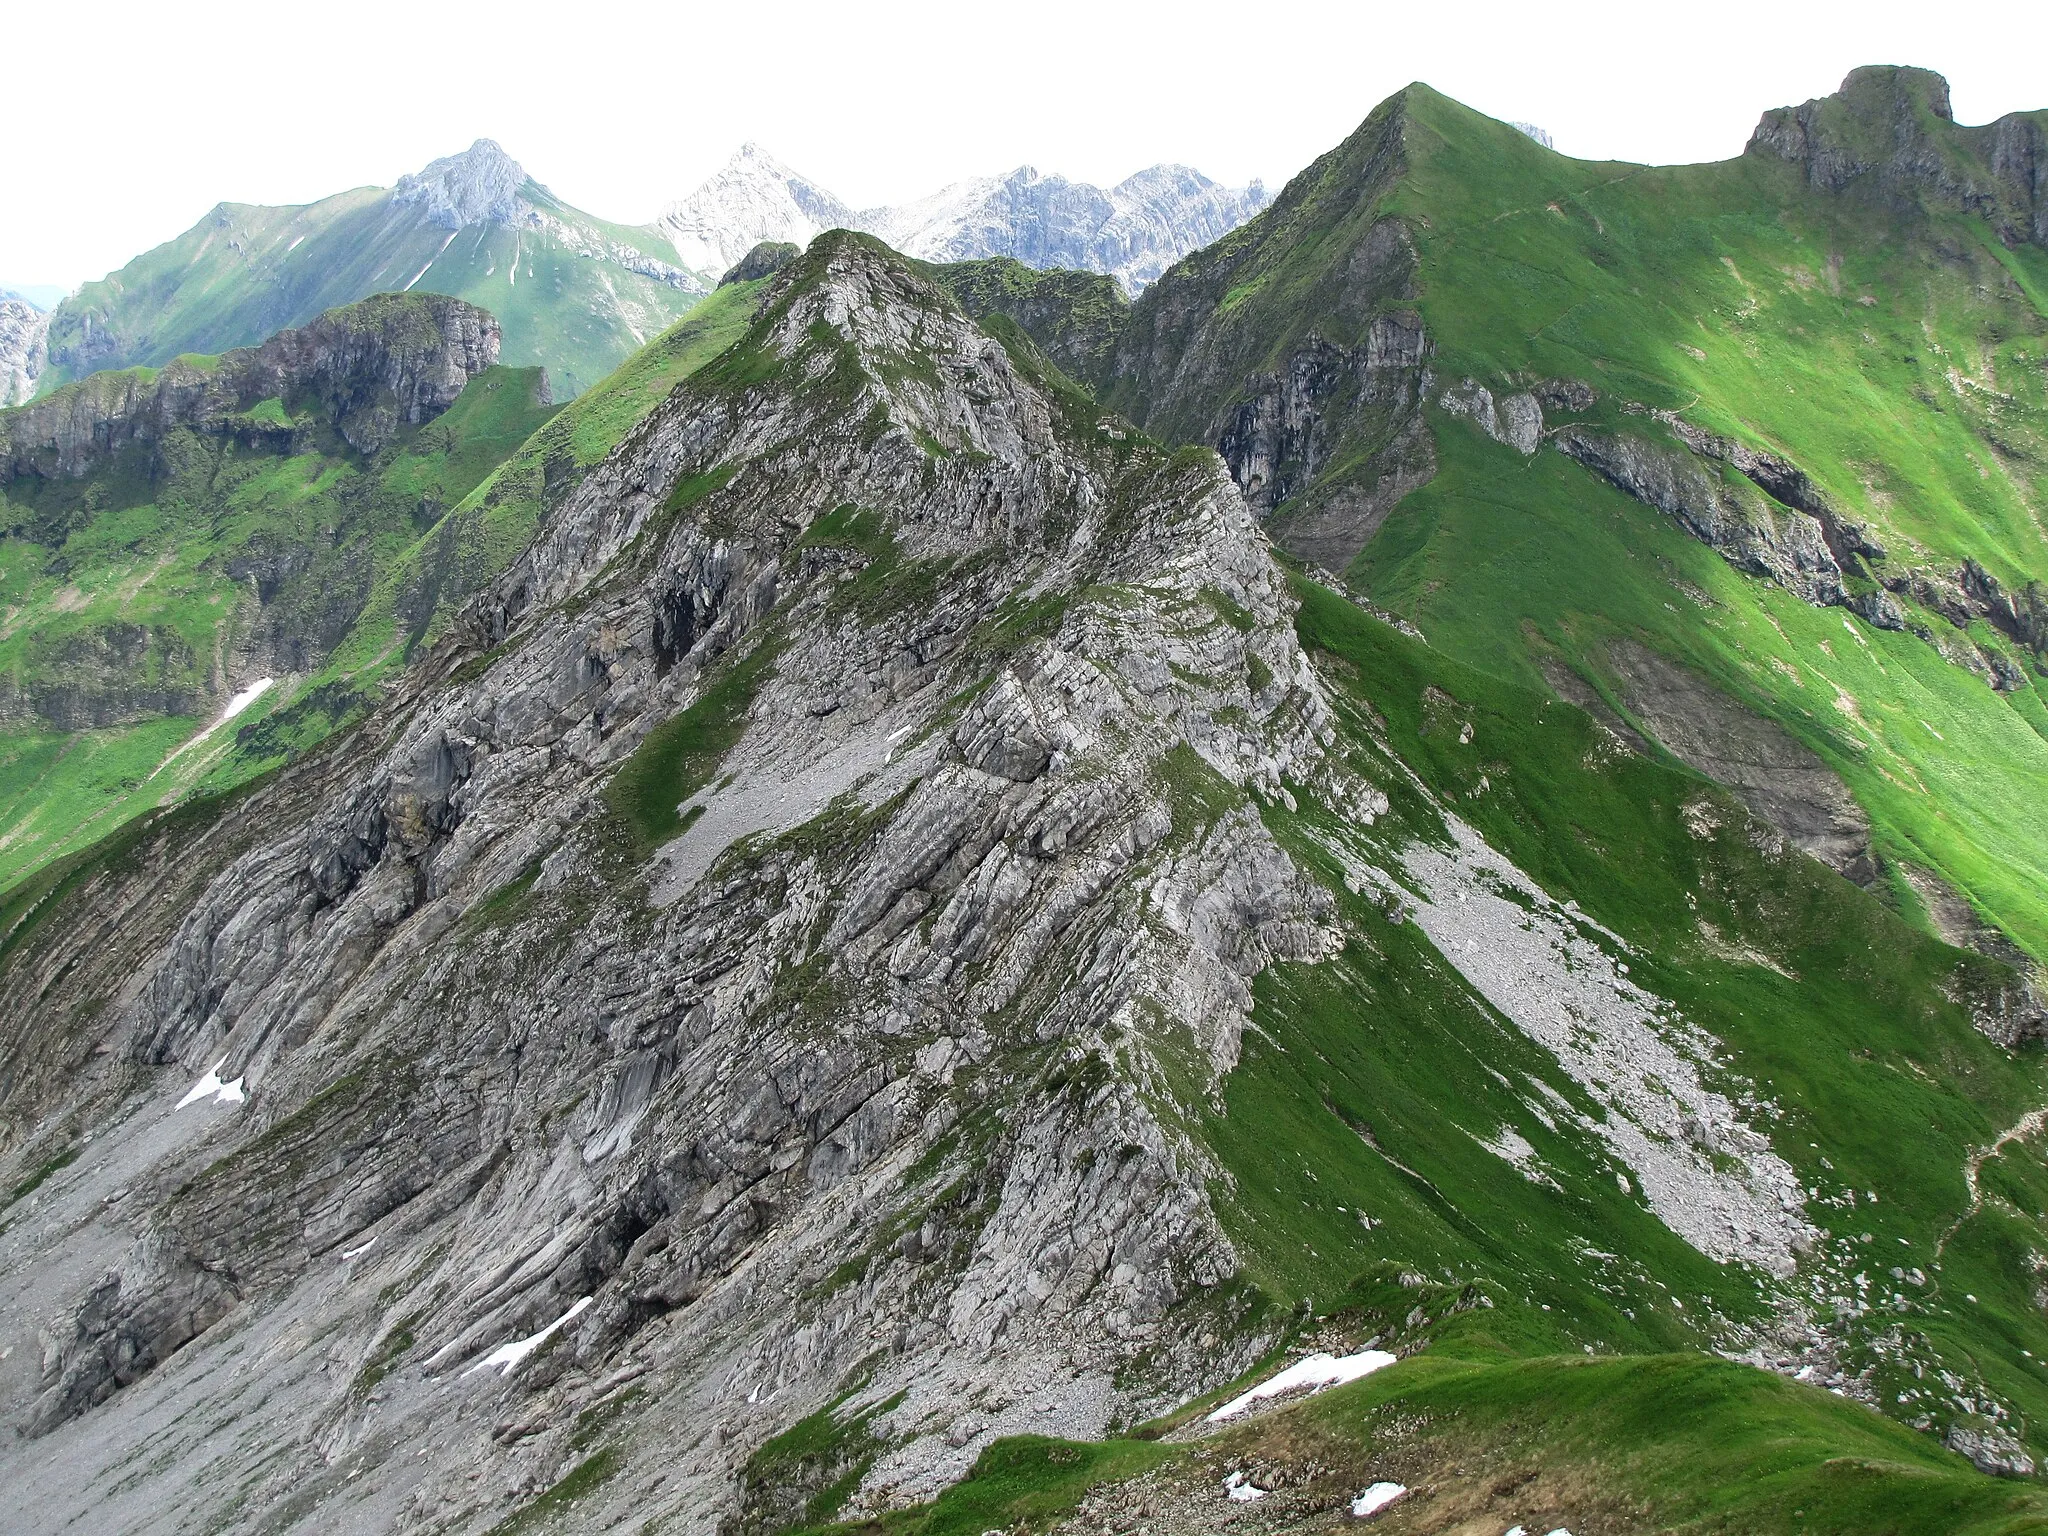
4,65 -> 2048,1536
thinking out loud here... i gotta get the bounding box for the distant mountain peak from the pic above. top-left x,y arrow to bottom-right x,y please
393,138 -> 534,230
654,144 -> 855,284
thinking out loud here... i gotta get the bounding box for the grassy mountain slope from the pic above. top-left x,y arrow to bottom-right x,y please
1353,78 -> 2048,965
956,70 -> 2048,975
0,279 -> 767,893
43,179 -> 699,400
0,344 -> 554,886
808,1348 -> 2048,1536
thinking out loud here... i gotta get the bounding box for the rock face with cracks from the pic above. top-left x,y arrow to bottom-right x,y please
0,234 -> 1347,1532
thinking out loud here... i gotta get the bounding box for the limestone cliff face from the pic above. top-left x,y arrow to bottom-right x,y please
392,139 -> 534,230
0,296 -> 48,407
1748,66 -> 2048,250
0,234 -> 1344,1533
0,292 -> 500,483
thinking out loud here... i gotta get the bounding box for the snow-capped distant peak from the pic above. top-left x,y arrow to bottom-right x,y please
394,139 -> 534,230
654,147 -> 1269,294
656,144 -> 855,283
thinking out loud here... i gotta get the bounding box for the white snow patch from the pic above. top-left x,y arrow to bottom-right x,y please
145,676 -> 276,782
466,1296 -> 592,1376
1223,1472 -> 1265,1502
1478,1125 -> 1556,1187
176,1059 -> 246,1109
341,1236 -> 377,1261
1350,1482 -> 1407,1517
287,235 -> 306,252
1207,1349 -> 1397,1422
219,676 -> 274,723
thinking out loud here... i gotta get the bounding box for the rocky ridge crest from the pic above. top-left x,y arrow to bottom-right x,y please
0,291 -> 500,481
0,232 -> 1347,1531
1749,66 -> 2048,249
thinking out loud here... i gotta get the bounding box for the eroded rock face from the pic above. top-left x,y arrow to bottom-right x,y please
0,295 -> 48,406
1603,638 -> 1875,885
1750,66 -> 2048,250
392,139 -> 533,231
1557,427 -> 1846,608
0,233 -> 1343,1533
0,292 -> 500,482
1438,378 -> 1541,455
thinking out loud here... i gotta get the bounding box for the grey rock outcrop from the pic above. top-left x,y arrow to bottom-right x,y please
392,138 -> 534,230
1947,1418 -> 2039,1478
719,241 -> 800,287
1438,378 -> 1542,454
1556,426 -> 1846,607
1749,66 -> 2048,251
0,295 -> 48,406
1603,637 -> 1876,885
0,292 -> 499,482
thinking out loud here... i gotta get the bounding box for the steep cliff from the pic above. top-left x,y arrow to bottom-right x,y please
0,293 -> 549,887
3,291 -> 500,479
1749,65 -> 2048,249
0,294 -> 48,407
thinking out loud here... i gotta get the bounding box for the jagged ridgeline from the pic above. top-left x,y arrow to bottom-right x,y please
2,76 -> 2048,1536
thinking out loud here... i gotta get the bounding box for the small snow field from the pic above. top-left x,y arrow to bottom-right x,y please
1350,1482 -> 1406,1517
175,1061 -> 246,1110
1207,1348 -> 1399,1422
1222,1472 -> 1265,1502
466,1296 -> 592,1377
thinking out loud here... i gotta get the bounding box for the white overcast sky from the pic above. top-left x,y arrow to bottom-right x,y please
7,0 -> 2045,290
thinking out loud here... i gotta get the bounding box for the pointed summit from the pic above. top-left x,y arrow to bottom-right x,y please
393,138 -> 535,230
655,144 -> 855,283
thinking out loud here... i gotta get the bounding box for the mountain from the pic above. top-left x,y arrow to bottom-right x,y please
864,163 -> 1270,290
4,73 -> 2048,1536
29,143 -> 1264,411
0,291 -> 549,886
653,142 -> 859,287
963,65 -> 2048,979
657,143 -> 1270,292
39,141 -> 702,400
2,285 -> 70,311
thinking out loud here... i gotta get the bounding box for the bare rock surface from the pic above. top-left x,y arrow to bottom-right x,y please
1601,637 -> 1875,885
0,291 -> 500,479
0,234 -> 1340,1534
